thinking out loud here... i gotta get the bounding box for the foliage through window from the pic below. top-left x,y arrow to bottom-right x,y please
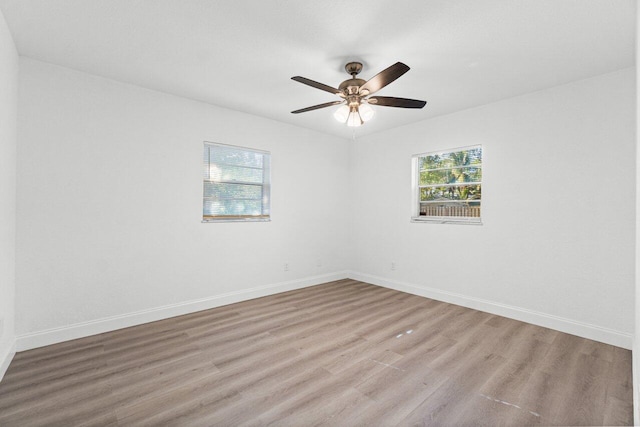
412,146 -> 482,224
203,142 -> 270,222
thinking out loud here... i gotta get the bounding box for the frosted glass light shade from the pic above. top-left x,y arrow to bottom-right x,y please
359,103 -> 374,121
333,105 -> 350,122
347,109 -> 363,127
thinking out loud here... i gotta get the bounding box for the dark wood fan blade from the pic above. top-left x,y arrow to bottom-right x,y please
291,100 -> 344,114
291,76 -> 341,95
359,62 -> 410,95
368,96 -> 426,109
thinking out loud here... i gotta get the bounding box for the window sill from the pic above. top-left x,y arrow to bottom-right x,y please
411,216 -> 482,225
202,217 -> 271,223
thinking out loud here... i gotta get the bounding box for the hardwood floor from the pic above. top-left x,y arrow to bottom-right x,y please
0,279 -> 632,426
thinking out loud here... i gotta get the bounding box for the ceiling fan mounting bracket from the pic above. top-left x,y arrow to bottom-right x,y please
344,62 -> 363,77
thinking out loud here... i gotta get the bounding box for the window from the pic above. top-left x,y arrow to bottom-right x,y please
203,142 -> 271,222
412,145 -> 482,224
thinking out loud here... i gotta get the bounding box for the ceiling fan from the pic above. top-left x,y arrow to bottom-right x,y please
291,61 -> 426,127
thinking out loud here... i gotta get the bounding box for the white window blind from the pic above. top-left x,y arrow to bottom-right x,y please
412,145 -> 482,224
203,142 -> 271,222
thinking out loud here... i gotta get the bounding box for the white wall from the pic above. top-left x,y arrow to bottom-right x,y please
15,58 -> 350,348
0,7 -> 18,378
633,6 -> 639,423
11,57 -> 636,353
350,68 -> 635,348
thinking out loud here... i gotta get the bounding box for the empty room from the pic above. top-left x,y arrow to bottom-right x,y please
0,0 -> 638,425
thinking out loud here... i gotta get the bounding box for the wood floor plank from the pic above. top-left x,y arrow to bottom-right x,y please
552,353 -> 610,425
115,374 -> 241,426
397,352 -> 508,426
0,375 -> 115,426
195,347 -> 308,403
449,392 -> 544,427
106,353 -> 221,408
604,394 -> 634,426
479,360 -> 535,404
346,365 -> 449,426
0,348 -> 107,398
608,345 -> 633,401
0,280 -> 632,426
174,367 -> 334,426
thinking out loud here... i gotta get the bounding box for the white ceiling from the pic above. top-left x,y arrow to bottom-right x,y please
0,0 -> 635,140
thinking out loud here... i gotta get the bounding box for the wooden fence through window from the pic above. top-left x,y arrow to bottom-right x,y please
419,204 -> 481,217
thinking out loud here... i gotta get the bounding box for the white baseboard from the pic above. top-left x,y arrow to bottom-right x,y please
14,270 -> 631,352
348,271 -> 632,349
0,340 -> 16,383
16,271 -> 349,352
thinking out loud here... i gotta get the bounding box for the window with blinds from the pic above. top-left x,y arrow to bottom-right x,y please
203,142 -> 271,222
412,146 -> 482,224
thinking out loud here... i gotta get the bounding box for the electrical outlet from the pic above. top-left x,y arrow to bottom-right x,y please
391,262 -> 396,271
284,263 -> 289,272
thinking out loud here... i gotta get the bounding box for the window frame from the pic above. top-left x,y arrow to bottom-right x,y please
202,141 -> 271,223
411,145 -> 483,225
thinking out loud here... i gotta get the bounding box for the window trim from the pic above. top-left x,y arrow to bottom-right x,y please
202,141 -> 271,223
411,144 -> 483,225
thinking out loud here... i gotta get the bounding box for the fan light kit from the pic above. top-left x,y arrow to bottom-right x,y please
291,61 -> 426,127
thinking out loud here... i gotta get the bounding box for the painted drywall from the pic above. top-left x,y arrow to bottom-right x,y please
634,6 -> 639,423
15,58 -> 350,346
350,68 -> 635,348
0,7 -> 18,379
11,56 -> 637,353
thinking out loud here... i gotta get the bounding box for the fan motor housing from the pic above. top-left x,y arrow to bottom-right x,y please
339,78 -> 366,95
